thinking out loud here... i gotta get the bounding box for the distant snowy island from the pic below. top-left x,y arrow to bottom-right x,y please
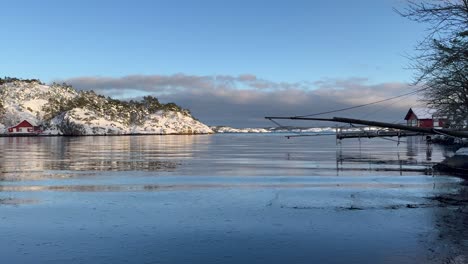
209,126 -> 337,134
210,126 -> 385,134
0,78 -> 213,135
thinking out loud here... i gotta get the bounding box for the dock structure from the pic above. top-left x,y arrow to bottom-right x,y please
266,116 -> 468,139
336,127 -> 427,140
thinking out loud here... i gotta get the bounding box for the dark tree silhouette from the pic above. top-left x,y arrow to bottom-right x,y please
397,1 -> 468,128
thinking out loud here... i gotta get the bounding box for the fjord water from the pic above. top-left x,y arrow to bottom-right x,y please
0,134 -> 466,263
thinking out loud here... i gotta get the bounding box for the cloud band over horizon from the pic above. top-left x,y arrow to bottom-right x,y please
57,74 -> 421,127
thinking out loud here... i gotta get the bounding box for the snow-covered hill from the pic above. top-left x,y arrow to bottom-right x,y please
0,79 -> 213,135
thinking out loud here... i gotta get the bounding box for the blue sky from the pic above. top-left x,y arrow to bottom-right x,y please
1,0 -> 425,83
0,0 -> 428,126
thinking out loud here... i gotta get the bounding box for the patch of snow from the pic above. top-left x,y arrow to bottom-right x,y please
410,107 -> 438,119
22,99 -> 48,113
455,148 -> 468,156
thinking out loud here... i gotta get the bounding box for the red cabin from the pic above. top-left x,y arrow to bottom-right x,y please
404,108 -> 447,128
7,120 -> 42,134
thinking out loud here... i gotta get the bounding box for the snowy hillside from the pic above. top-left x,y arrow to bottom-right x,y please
0,78 -> 213,135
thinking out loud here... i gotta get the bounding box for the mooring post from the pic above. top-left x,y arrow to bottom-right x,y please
336,126 -> 339,145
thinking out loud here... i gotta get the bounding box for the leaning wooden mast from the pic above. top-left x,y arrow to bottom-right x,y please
265,116 -> 468,139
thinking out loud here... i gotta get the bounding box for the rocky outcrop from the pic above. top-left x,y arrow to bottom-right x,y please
0,79 -> 213,135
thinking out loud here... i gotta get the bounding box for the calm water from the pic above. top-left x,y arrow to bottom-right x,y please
0,134 -> 466,263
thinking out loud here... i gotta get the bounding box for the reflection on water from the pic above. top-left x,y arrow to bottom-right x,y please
335,136 -> 449,175
0,180 -> 459,193
0,134 -> 458,180
0,134 -> 460,198
335,149 -> 433,174
0,134 -> 466,264
0,135 -> 209,180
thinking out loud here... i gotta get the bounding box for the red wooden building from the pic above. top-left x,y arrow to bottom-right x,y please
7,120 -> 42,134
404,108 -> 447,128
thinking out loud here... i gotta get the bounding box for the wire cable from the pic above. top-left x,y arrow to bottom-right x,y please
294,87 -> 429,118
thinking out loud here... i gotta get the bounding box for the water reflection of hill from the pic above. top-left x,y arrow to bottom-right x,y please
0,135 -> 211,180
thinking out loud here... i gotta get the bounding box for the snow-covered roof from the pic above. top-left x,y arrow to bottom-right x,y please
409,107 -> 438,119
9,120 -> 37,128
455,148 -> 468,156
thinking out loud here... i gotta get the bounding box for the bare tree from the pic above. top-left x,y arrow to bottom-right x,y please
397,1 -> 468,128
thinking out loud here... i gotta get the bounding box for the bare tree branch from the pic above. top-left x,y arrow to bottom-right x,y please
397,0 -> 468,128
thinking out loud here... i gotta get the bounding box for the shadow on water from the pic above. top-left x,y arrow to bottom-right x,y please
0,197 -> 37,205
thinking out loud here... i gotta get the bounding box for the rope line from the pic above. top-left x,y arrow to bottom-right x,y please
294,87 -> 428,118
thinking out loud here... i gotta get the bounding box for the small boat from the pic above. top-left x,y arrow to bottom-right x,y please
435,148 -> 468,174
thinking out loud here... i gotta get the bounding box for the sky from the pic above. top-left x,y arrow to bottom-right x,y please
0,0 -> 429,127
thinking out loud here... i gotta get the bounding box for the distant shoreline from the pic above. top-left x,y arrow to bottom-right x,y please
0,132 -> 215,137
